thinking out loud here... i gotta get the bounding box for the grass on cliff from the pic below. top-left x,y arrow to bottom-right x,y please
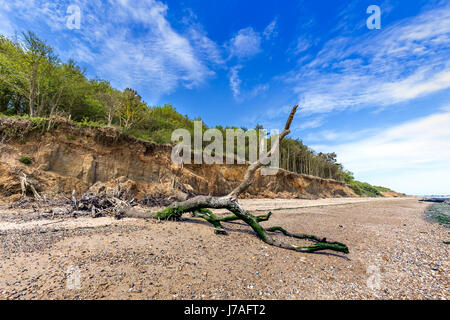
348,181 -> 383,197
342,171 -> 393,197
19,156 -> 32,165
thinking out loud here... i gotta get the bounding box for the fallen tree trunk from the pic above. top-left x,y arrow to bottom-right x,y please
124,105 -> 349,254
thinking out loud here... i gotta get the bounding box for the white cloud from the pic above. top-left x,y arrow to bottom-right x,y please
0,14 -> 13,36
187,27 -> 225,66
229,65 -> 242,100
228,27 -> 262,59
382,69 -> 450,102
312,111 -> 450,195
0,0 -> 220,101
228,65 -> 268,102
180,8 -> 225,66
291,37 -> 311,55
0,0 -> 67,32
305,127 -> 378,143
296,117 -> 325,130
0,1 -> 14,36
249,83 -> 269,98
263,19 -> 278,40
287,4 -> 450,114
307,130 -> 339,142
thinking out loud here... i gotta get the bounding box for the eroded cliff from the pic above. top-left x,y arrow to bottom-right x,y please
0,117 -> 357,203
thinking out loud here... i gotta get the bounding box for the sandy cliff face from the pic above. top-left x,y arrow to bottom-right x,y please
0,117 -> 357,203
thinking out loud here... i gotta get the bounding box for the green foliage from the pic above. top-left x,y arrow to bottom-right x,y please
373,185 -> 395,193
337,170 -> 385,197
0,114 -> 48,140
0,32 -> 197,141
75,117 -> 105,128
279,138 -> 345,181
19,156 -> 32,165
127,104 -> 197,144
348,180 -> 383,197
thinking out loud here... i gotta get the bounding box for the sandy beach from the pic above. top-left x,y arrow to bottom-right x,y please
0,197 -> 448,300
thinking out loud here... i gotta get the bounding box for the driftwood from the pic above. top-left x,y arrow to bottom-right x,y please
19,172 -> 42,200
124,105 -> 349,254
70,185 -> 134,218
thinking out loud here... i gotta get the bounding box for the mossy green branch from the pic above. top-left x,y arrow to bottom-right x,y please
193,209 -> 226,233
217,211 -> 273,222
154,206 -> 188,220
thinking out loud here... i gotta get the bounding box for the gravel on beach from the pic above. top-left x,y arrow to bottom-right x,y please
0,198 -> 448,300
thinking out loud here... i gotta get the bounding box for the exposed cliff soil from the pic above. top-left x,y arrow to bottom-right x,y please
0,117 -> 357,203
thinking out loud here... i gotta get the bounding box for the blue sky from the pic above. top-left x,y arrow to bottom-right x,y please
0,0 -> 449,195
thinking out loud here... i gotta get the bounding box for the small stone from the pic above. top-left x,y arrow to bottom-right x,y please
214,229 -> 228,235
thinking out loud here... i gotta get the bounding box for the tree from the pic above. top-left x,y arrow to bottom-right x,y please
22,31 -> 55,117
92,80 -> 120,126
0,35 -> 28,114
116,88 -> 147,130
124,106 -> 349,254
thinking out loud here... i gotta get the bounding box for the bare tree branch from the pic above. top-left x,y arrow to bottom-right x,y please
228,105 -> 298,199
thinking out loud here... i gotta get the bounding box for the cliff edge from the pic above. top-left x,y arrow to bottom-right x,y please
0,117 -> 358,203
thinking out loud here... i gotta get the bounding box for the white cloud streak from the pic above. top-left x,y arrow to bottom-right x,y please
229,65 -> 242,100
228,65 -> 268,102
288,4 -> 450,114
263,19 -> 278,40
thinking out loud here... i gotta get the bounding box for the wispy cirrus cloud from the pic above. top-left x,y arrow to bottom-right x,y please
228,65 -> 268,102
263,19 -> 278,40
226,20 -> 276,101
0,0 -> 222,102
287,3 -> 450,115
305,127 -> 376,143
296,116 -> 325,130
228,65 -> 242,99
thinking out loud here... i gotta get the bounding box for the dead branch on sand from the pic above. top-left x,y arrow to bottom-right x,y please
123,105 -> 349,254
